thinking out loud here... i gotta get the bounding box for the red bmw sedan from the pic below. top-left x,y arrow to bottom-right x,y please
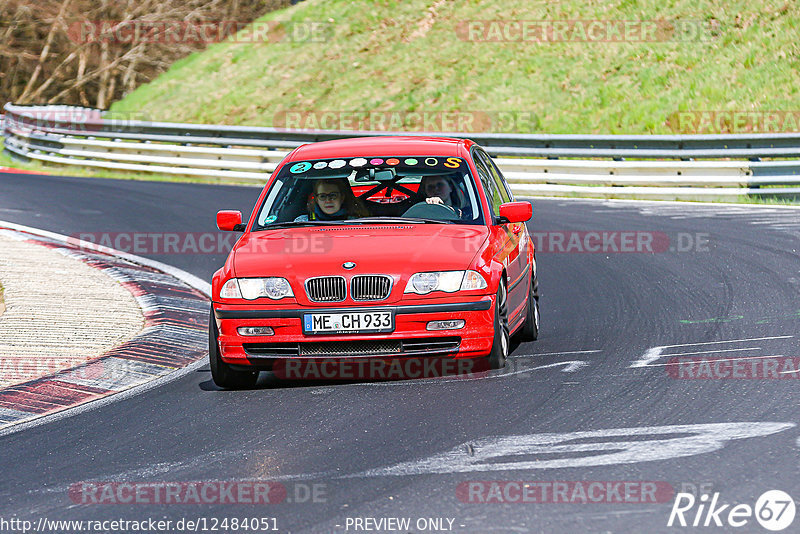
210,136 -> 539,388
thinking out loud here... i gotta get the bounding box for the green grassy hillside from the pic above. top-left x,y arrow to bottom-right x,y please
110,0 -> 800,134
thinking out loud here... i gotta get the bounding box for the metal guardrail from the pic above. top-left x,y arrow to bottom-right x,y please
4,104 -> 800,200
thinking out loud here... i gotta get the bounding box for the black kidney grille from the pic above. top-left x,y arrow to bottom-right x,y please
305,276 -> 346,302
351,275 -> 392,301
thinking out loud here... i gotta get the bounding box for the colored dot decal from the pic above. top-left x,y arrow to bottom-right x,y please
289,162 -> 312,173
370,158 -> 384,165
404,158 -> 418,165
313,161 -> 328,169
350,158 -> 367,167
424,158 -> 438,166
386,158 -> 400,165
329,159 -> 346,169
264,215 -> 278,224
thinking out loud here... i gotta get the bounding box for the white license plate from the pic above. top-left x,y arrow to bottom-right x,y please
303,311 -> 394,334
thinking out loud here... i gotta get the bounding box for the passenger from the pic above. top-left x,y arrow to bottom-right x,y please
295,178 -> 368,221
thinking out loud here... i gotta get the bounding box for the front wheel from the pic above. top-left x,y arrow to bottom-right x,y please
488,280 -> 510,369
209,310 -> 259,389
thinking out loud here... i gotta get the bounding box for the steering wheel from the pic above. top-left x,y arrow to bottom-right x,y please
401,201 -> 461,221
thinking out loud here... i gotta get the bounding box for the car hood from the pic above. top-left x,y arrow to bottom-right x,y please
232,224 -> 489,278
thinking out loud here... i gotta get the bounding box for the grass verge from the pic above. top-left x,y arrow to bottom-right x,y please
109,0 -> 800,135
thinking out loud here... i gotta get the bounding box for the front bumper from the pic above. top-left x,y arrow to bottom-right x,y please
213,296 -> 495,367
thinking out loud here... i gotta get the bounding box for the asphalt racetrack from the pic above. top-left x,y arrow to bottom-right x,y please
1,171 -> 799,533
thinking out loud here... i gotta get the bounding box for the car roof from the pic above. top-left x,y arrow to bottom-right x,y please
286,136 -> 475,161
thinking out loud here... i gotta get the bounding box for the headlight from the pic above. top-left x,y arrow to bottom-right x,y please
404,270 -> 487,295
219,278 -> 294,300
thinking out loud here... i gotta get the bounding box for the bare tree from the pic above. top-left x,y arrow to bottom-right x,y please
1,0 -> 294,109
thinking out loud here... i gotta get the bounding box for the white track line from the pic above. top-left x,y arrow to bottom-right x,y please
667,347 -> 762,357
658,335 -> 792,349
645,354 -> 785,368
516,349 -> 602,357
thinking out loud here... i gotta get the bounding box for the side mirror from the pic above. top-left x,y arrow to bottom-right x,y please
498,202 -> 532,224
217,210 -> 245,232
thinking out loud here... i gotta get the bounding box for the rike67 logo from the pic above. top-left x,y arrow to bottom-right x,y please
668,490 -> 796,531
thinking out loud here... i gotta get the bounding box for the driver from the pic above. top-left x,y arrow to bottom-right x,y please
421,176 -> 456,208
418,175 -> 471,220
295,178 -> 368,221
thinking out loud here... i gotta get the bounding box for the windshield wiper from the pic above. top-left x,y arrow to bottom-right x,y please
259,217 -> 454,231
349,217 -> 454,224
258,220 -> 350,230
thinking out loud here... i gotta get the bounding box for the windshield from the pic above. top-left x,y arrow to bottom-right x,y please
253,156 -> 484,230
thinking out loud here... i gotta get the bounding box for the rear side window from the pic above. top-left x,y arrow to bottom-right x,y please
473,150 -> 503,217
476,150 -> 511,204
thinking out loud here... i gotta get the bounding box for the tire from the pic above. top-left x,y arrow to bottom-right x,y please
515,274 -> 540,342
488,280 -> 510,370
209,310 -> 259,389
